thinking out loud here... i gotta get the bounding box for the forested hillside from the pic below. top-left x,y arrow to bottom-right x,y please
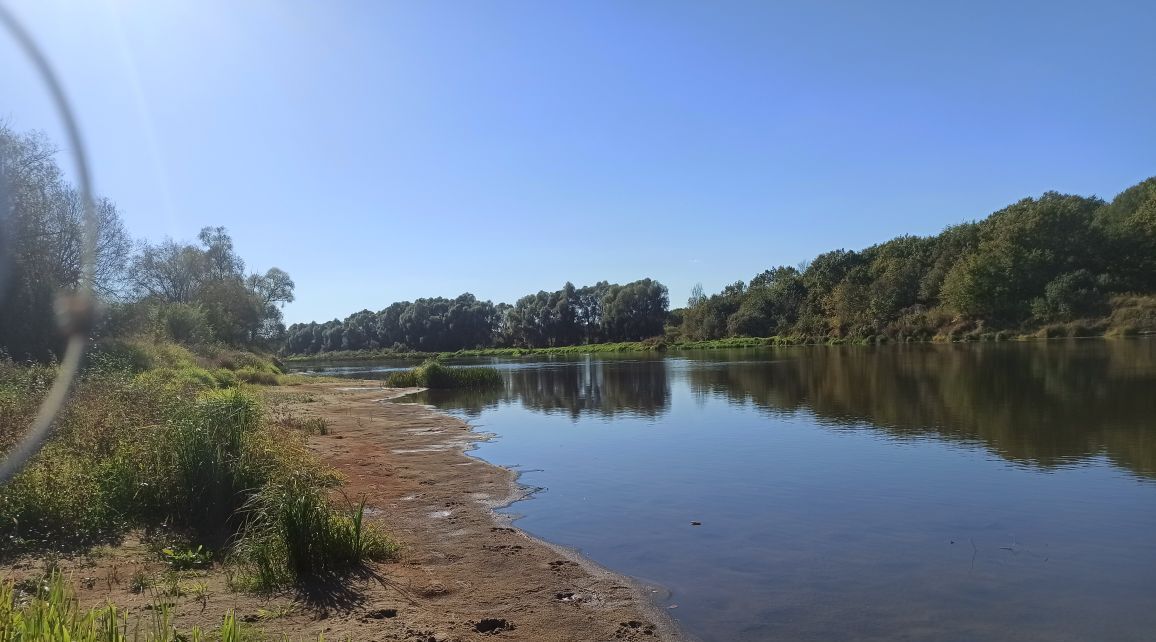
286,178 -> 1156,355
678,182 -> 1156,342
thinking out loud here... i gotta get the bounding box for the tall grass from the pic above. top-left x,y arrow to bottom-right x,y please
234,477 -> 395,588
0,346 -> 394,589
385,361 -> 502,389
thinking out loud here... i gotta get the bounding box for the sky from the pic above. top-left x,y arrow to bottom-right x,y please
2,0 -> 1154,324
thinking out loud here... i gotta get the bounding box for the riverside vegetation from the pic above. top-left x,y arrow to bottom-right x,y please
285,178 -> 1156,358
0,340 -> 396,634
383,360 -> 503,389
0,125 -> 393,638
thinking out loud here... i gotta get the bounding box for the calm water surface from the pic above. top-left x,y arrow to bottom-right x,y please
304,341 -> 1156,641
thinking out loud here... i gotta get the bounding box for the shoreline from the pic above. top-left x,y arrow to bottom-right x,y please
285,381 -> 689,641
402,397 -> 690,641
0,380 -> 688,641
282,332 -> 1156,365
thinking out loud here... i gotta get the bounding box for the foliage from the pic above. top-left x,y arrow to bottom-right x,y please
126,229 -> 294,347
162,545 -> 213,570
283,279 -> 670,355
0,126 -> 131,360
676,182 -> 1156,342
1,123 -> 294,359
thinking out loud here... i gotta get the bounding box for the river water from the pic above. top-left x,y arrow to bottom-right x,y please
300,340 -> 1156,641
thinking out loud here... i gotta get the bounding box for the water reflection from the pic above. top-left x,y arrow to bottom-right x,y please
402,340 -> 1156,478
328,340 -> 1156,476
356,340 -> 1156,640
415,357 -> 671,420
684,341 -> 1156,478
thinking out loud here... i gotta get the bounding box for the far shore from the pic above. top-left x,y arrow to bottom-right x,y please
283,330 -> 1156,364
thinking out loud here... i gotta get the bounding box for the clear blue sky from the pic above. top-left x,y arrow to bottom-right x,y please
3,0 -> 1154,324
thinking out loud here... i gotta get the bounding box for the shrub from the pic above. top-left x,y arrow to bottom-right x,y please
212,368 -> 239,388
236,366 -> 279,385
153,303 -> 214,345
1030,270 -> 1109,322
134,365 -> 220,393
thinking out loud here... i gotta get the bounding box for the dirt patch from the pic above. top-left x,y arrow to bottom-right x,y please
0,382 -> 687,641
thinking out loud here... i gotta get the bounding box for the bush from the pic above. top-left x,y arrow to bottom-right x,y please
1031,270 -> 1108,322
135,365 -> 220,392
153,303 -> 214,344
212,368 -> 239,388
236,366 -> 279,385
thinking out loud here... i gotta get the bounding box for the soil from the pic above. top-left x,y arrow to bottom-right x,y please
1,382 -> 688,642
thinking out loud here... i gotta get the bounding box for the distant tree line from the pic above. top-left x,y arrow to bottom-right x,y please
0,125 -> 294,359
678,180 -> 1156,341
285,178 -> 1156,355
283,278 -> 670,354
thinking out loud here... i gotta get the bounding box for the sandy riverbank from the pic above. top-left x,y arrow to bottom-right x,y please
2,381 -> 686,641
277,381 -> 687,641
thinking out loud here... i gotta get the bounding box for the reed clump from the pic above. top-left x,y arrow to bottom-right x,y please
385,360 -> 503,389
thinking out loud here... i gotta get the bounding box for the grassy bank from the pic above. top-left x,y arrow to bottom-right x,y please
0,339 -> 395,634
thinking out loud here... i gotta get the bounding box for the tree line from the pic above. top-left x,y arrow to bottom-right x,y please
677,179 -> 1156,342
0,124 -> 294,360
285,177 -> 1155,355
283,278 -> 670,354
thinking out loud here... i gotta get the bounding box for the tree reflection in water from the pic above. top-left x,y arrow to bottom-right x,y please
412,340 -> 1156,478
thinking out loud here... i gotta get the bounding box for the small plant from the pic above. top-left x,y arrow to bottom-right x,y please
160,572 -> 186,597
276,414 -> 330,435
0,571 -> 246,640
130,568 -> 151,593
162,545 -> 213,570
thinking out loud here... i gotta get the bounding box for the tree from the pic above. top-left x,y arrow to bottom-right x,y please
942,193 -> 1104,321
128,228 -> 294,346
0,125 -> 131,357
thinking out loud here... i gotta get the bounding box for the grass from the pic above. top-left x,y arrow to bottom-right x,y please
0,340 -> 395,595
384,360 -> 503,389
0,570 -> 243,641
90,339 -> 287,391
234,479 -> 395,588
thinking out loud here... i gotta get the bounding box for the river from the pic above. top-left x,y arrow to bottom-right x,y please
297,339 -> 1156,641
